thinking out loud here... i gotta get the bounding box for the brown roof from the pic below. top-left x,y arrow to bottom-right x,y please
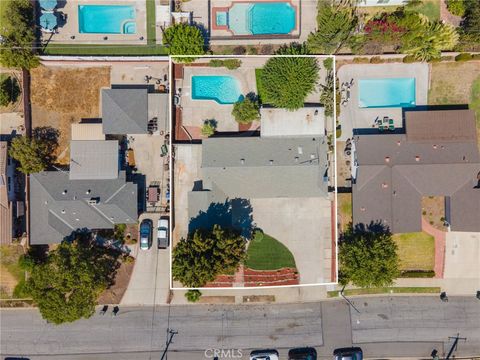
406,109 -> 477,143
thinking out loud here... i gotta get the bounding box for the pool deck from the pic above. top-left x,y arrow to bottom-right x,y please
42,0 -> 147,45
337,63 -> 429,141
176,58 -> 263,133
182,0 -> 316,45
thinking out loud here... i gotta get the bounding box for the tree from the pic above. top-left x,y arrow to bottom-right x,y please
162,23 -> 205,62
185,289 -> 202,302
446,0 -> 466,17
339,224 -> 400,288
26,236 -> 121,324
0,75 -> 21,106
319,70 -> 334,117
461,0 -> 480,34
275,42 -> 310,55
201,120 -> 217,137
0,0 -> 39,69
307,0 -> 357,54
172,225 -> 247,288
9,136 -> 51,174
260,57 -> 319,111
232,97 -> 260,124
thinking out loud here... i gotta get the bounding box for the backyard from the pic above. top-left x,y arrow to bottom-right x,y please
393,232 -> 435,272
0,245 -> 26,299
30,66 -> 111,164
357,0 -> 440,22
245,232 -> 296,271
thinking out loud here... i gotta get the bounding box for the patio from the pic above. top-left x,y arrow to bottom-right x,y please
337,63 -> 429,140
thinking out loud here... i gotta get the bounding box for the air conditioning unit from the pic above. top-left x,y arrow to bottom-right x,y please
87,198 -> 99,205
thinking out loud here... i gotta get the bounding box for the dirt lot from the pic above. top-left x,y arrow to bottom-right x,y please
97,259 -> 134,305
0,245 -> 25,298
421,196 -> 447,231
30,65 -> 110,164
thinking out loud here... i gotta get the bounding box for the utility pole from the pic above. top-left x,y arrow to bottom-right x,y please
160,328 -> 178,360
445,333 -> 467,360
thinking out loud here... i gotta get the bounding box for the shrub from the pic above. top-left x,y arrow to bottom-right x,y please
208,59 -> 242,69
446,0 -> 466,17
0,76 -> 21,107
13,279 -> 30,299
232,97 -> 260,124
9,136 -> 52,174
259,57 -> 319,110
323,57 -> 334,71
455,53 -> 473,61
233,46 -> 246,55
201,120 -> 217,137
369,56 -> 384,64
403,55 -> 416,63
247,46 -> 258,55
473,54 -> 480,60
275,42 -> 310,55
208,59 -> 223,67
400,270 -> 435,278
185,289 -> 202,302
162,23 -> 205,62
353,57 -> 370,64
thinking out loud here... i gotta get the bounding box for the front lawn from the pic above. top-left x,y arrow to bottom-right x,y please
338,193 -> 352,225
393,232 -> 435,271
245,232 -> 296,270
43,44 -> 168,56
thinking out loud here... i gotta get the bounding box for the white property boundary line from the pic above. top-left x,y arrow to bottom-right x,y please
168,54 -> 339,291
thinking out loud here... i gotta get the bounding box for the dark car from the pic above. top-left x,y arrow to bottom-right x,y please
333,347 -> 363,360
139,219 -> 153,250
289,347 -> 317,359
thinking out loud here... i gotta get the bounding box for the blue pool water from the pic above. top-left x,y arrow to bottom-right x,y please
228,2 -> 295,35
192,76 -> 243,105
359,78 -> 416,108
216,11 -> 228,26
78,5 -> 136,34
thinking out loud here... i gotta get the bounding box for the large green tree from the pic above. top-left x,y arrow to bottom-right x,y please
232,97 -> 260,124
307,0 -> 357,54
259,57 -> 319,111
172,225 -> 247,288
162,23 -> 205,62
26,236 -> 121,324
9,136 -> 51,174
339,224 -> 400,288
0,75 -> 21,106
0,0 -> 39,69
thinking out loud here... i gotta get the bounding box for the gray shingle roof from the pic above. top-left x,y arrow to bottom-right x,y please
353,109 -> 480,233
102,88 -> 148,135
69,140 -> 119,180
30,171 -> 137,245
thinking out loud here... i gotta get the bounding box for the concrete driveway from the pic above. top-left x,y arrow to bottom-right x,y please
251,197 -> 333,285
121,213 -> 170,305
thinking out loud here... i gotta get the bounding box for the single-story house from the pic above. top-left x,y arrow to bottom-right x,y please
352,109 -> 480,233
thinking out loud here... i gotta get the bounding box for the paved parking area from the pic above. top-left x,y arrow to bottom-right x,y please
251,197 -> 333,285
444,232 -> 480,283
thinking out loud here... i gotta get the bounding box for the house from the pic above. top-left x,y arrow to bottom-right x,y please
29,125 -> 138,245
352,109 -> 480,233
188,136 -> 329,229
0,142 -> 14,244
101,88 -> 168,135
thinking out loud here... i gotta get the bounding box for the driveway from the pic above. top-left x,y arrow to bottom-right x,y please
121,213 -> 170,305
251,197 -> 333,285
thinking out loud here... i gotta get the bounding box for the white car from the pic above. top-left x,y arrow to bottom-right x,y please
157,217 -> 169,249
250,350 -> 279,360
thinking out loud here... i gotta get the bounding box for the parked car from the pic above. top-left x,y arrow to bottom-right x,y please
139,219 -> 152,250
250,349 -> 279,360
289,347 -> 317,359
333,347 -> 363,360
157,217 -> 169,249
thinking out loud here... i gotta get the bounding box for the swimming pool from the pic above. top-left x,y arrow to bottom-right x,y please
192,76 -> 243,105
78,5 -> 136,34
358,78 -> 416,108
226,2 -> 296,35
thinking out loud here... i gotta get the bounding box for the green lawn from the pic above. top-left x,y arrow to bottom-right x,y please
327,286 -> 441,297
146,0 -> 156,45
470,75 -> 480,128
254,68 -> 266,104
338,193 -> 352,224
245,232 -> 296,270
42,44 -> 168,56
405,0 -> 440,21
393,232 -> 435,271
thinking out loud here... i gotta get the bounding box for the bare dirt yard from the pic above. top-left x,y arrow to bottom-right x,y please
97,259 -> 134,305
30,65 -> 110,164
421,196 -> 447,231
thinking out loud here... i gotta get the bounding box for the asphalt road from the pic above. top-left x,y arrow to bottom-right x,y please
1,296 -> 479,360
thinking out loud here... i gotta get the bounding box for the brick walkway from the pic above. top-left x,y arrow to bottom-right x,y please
421,217 -> 446,279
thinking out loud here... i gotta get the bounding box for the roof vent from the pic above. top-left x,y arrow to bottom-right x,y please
62,190 -> 67,195
297,146 -> 303,155
397,141 -> 401,146
269,160 -> 274,165
382,183 -> 389,189
76,218 -> 80,221
310,154 -> 315,160
433,144 -> 437,149
385,156 -> 390,163
240,158 -> 245,165
86,189 -> 91,195
44,201 -> 48,205
415,156 -> 420,162
87,198 -> 99,205
294,156 -> 299,163
73,196 -> 77,200
360,207 -> 366,212
61,209 -> 65,214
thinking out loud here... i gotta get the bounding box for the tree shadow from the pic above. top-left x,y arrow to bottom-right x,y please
341,220 -> 392,245
189,198 -> 255,238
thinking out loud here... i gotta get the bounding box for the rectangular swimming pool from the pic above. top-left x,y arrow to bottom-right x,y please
226,2 -> 296,35
192,76 -> 243,105
78,5 -> 136,34
359,78 -> 416,108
